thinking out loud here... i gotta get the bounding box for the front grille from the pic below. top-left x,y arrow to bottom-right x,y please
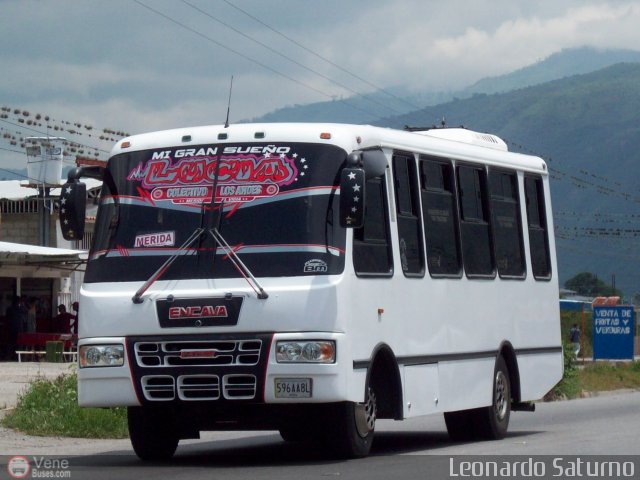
134,339 -> 262,367
141,374 -> 257,401
129,333 -> 271,404
223,375 -> 257,399
178,375 -> 220,401
141,375 -> 175,401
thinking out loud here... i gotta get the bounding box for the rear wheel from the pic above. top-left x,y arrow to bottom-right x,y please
473,355 -> 511,439
279,425 -> 307,443
445,355 -> 511,441
444,409 -> 474,441
128,407 -> 179,461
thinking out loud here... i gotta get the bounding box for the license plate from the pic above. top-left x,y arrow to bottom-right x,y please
274,378 -> 312,398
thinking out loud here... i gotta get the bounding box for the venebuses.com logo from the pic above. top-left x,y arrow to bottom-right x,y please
7,456 -> 30,478
7,455 -> 71,478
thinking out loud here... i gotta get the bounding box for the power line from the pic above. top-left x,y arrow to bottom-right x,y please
132,0 -> 391,121
504,137 -> 640,204
0,145 -> 25,156
220,0 -> 423,112
181,0 -> 405,117
0,118 -> 111,155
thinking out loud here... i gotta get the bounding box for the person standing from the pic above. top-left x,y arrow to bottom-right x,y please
70,302 -> 79,334
569,323 -> 581,357
53,304 -> 74,334
7,296 -> 22,360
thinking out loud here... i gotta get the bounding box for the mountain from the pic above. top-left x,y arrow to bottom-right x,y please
463,46 -> 640,95
248,87 -> 454,125
374,63 -> 640,298
249,47 -> 640,125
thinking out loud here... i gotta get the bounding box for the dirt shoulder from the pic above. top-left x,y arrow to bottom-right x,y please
0,361 -> 132,456
0,361 -> 74,410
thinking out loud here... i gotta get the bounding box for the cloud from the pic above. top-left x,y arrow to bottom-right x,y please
2,0 -> 640,170
418,3 -> 640,88
313,1 -> 640,91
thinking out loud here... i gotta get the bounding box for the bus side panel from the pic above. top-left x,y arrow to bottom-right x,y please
349,369 -> 368,404
437,358 -> 494,412
402,363 -> 440,418
517,352 -> 563,401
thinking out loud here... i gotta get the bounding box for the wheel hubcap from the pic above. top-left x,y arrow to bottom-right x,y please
494,371 -> 508,421
355,387 -> 377,437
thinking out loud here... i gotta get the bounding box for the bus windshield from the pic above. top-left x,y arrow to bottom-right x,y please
84,142 -> 347,283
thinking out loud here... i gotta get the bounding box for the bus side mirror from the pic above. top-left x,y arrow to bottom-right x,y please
59,181 -> 87,240
340,167 -> 365,228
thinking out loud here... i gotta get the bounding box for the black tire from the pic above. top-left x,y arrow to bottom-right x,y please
279,425 -> 307,443
128,407 -> 179,461
329,386 -> 377,458
472,355 -> 511,440
444,409 -> 474,442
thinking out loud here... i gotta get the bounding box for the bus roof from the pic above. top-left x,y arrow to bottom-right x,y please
112,123 -> 548,175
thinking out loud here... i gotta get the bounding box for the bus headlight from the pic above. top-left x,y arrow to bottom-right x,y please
79,345 -> 125,368
276,341 -> 335,363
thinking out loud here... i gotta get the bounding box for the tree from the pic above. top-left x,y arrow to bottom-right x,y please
564,272 -> 623,297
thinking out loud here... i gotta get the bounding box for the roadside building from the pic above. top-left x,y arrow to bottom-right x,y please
0,178 -> 100,359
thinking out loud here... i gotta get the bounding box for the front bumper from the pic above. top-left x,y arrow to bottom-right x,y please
78,332 -> 347,407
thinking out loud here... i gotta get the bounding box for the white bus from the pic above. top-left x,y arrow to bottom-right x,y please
60,123 -> 562,460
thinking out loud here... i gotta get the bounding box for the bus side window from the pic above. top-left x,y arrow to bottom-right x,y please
353,175 -> 394,276
489,170 -> 526,278
392,153 -> 425,277
419,157 -> 462,277
524,175 -> 551,280
457,165 -> 495,278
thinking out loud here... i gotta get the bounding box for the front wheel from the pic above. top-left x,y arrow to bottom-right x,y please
329,386 -> 377,458
128,407 -> 179,461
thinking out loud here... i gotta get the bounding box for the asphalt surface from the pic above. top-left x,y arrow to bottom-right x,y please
1,361 -> 639,461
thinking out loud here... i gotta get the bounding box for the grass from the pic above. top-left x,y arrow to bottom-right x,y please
555,309 -> 640,398
580,361 -> 640,392
550,345 -> 640,400
0,372 -> 128,439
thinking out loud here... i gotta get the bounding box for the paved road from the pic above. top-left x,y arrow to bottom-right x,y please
2,390 -> 639,479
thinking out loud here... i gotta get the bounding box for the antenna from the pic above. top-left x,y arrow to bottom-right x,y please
224,76 -> 234,128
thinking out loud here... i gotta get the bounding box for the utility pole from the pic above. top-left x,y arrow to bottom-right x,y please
25,137 -> 65,247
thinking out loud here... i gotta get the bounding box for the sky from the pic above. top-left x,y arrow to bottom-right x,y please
2,0 -> 640,170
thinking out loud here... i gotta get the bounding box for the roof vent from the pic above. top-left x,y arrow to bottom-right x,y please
412,128 -> 508,151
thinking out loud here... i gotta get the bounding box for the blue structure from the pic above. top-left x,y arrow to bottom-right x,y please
593,306 -> 635,360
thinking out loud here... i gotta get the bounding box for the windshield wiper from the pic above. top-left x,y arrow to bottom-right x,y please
131,228 -> 204,303
131,225 -> 269,303
209,228 -> 269,299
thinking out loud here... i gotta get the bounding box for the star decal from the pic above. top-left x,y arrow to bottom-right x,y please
352,183 -> 361,192
348,172 -> 356,180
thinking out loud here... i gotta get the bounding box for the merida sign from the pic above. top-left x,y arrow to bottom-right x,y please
593,306 -> 635,360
